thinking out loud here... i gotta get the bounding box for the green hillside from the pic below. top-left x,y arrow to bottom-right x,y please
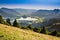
0,24 -> 60,40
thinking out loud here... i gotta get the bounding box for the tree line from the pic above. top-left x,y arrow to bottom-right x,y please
0,15 -> 60,37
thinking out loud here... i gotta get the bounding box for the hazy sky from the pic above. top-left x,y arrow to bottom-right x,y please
0,0 -> 60,9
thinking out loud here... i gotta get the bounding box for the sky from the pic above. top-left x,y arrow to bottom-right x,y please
0,0 -> 60,9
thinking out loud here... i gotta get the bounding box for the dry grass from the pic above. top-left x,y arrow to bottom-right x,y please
0,24 -> 60,40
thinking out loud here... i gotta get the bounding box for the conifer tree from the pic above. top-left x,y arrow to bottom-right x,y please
13,19 -> 20,28
6,18 -> 11,25
0,15 -> 5,24
40,27 -> 47,34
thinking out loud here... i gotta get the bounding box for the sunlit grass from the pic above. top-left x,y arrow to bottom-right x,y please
0,24 -> 60,40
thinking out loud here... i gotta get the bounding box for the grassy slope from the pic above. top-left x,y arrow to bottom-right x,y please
0,24 -> 60,40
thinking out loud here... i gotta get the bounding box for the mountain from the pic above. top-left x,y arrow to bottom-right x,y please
0,8 -> 20,18
14,8 -> 36,16
32,9 -> 60,18
37,18 -> 60,32
0,7 -> 60,19
46,18 -> 60,32
0,8 -> 36,19
0,24 -> 60,40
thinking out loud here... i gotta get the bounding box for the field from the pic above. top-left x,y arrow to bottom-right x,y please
0,24 -> 60,40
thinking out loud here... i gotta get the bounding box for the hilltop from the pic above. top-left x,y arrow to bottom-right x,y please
0,24 -> 60,40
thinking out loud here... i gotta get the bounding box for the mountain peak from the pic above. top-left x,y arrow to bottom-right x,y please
1,7 -> 8,9
54,9 -> 60,11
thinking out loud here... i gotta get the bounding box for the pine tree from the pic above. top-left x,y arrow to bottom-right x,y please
40,27 -> 47,34
27,25 -> 33,30
6,18 -> 11,25
13,19 -> 20,28
0,15 -> 5,24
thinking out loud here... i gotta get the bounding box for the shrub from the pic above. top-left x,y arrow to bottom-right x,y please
26,25 -> 33,30
21,27 -> 27,29
57,33 -> 60,37
49,30 -> 58,36
33,27 -> 41,33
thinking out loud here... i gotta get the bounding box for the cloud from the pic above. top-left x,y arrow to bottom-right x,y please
0,0 -> 60,9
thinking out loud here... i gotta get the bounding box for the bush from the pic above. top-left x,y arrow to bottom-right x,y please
26,25 -> 33,30
21,27 -> 27,29
33,27 -> 41,33
57,33 -> 60,37
49,30 -> 58,36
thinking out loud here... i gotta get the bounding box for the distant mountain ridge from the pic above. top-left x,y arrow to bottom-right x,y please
0,7 -> 60,19
14,8 -> 36,15
0,8 -> 36,18
0,8 -> 20,18
32,9 -> 60,18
